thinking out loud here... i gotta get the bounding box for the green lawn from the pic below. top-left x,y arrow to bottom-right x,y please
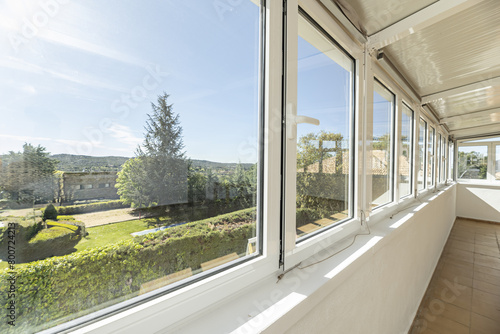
75,219 -> 150,251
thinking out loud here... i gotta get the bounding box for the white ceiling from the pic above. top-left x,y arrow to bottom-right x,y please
326,0 -> 500,139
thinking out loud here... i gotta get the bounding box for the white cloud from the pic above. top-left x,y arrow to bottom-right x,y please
108,123 -> 143,149
39,30 -> 146,68
0,56 -> 126,93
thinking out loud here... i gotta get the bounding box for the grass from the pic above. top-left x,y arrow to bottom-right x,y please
29,226 -> 72,243
74,219 -> 149,251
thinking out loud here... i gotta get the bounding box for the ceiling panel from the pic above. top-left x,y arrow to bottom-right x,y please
428,85 -> 500,118
384,0 -> 500,97
348,0 -> 437,35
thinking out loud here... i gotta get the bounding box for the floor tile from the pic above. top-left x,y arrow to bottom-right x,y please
410,219 -> 500,334
471,289 -> 500,321
473,279 -> 500,296
470,312 -> 500,334
474,244 -> 500,258
425,314 -> 469,334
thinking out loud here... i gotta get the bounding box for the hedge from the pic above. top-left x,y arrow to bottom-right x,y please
0,208 -> 256,333
56,200 -> 130,215
20,227 -> 82,263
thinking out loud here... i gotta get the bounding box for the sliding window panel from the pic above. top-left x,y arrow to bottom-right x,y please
441,135 -> 447,182
418,119 -> 427,191
427,127 -> 435,188
285,9 -> 355,245
0,1 -> 264,332
371,80 -> 395,208
399,104 -> 413,198
438,134 -> 442,183
448,140 -> 455,180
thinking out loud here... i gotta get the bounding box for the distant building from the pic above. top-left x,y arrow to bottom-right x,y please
60,171 -> 119,202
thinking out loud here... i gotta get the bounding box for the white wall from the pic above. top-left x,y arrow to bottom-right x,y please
177,186 -> 457,334
457,183 -> 500,223
266,186 -> 457,334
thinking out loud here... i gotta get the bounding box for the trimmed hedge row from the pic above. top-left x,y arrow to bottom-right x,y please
56,200 -> 130,215
0,208 -> 256,333
21,226 -> 82,263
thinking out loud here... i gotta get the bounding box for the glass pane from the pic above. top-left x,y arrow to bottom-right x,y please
372,81 -> 394,208
399,105 -> 413,198
441,136 -> 447,182
496,145 -> 500,180
0,1 -> 262,332
427,127 -> 435,187
418,119 -> 426,191
449,141 -> 455,180
438,134 -> 442,182
295,13 -> 354,239
458,146 -> 488,179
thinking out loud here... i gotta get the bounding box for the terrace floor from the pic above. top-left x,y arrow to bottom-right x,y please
409,218 -> 500,334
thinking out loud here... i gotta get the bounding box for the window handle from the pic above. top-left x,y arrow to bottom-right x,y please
286,103 -> 320,140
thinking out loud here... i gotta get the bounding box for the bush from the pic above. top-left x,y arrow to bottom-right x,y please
57,200 -> 129,215
24,220 -> 44,241
22,226 -> 82,263
0,209 -> 255,333
43,204 -> 58,221
296,208 -> 322,228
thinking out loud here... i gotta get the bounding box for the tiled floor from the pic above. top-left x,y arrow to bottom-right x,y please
409,218 -> 500,334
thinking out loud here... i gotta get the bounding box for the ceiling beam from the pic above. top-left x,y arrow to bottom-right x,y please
440,107 -> 500,124
422,76 -> 500,104
367,0 -> 485,51
450,122 -> 500,139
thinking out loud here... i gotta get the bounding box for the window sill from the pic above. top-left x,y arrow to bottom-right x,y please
457,179 -> 500,186
167,184 -> 456,334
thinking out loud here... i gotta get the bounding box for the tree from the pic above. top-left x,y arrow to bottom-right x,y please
0,143 -> 58,204
297,131 -> 344,173
116,93 -> 188,208
458,150 -> 487,179
116,157 -> 150,208
296,132 -> 347,216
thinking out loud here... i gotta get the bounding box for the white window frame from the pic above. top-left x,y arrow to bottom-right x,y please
281,0 -> 364,269
457,138 -> 500,182
398,102 -> 414,200
49,1 -> 283,333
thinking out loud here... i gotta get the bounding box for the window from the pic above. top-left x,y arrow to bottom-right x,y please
427,127 -> 435,188
371,80 -> 395,208
399,104 -> 413,198
0,1 -> 264,332
458,145 -> 488,180
289,10 -> 355,241
449,140 -> 455,180
440,135 -> 447,183
438,134 -> 442,183
418,118 -> 427,191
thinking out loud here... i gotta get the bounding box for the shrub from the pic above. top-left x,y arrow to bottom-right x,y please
24,220 -> 44,241
0,209 -> 256,333
21,226 -> 81,262
296,207 -> 322,228
43,204 -> 58,221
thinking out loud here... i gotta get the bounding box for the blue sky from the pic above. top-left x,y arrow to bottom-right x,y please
0,0 -> 261,163
297,35 -> 353,149
0,1 -> 357,164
